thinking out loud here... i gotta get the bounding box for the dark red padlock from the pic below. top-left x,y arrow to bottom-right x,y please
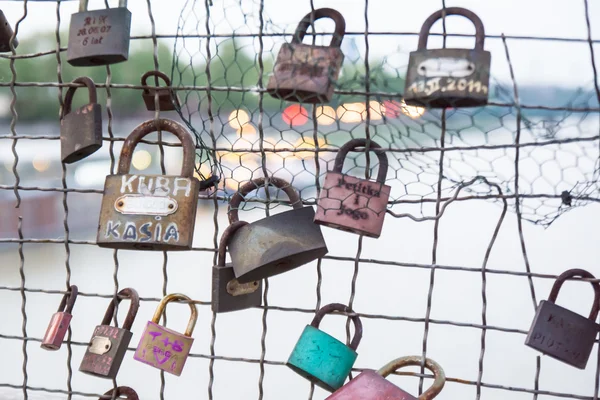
141,70 -> 181,111
326,356 -> 446,400
98,386 -> 138,400
41,285 -> 78,351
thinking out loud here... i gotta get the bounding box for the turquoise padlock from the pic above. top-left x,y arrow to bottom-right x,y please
287,303 -> 363,392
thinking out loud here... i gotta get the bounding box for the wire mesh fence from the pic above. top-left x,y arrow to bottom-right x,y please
0,0 -> 599,399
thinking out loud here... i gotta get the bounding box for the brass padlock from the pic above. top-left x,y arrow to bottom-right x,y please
98,387 -> 138,400
212,221 -> 262,313
404,7 -> 490,108
0,10 -> 18,52
141,70 -> 181,112
60,76 -> 103,164
67,0 -> 131,66
525,268 -> 600,369
96,119 -> 202,251
267,8 -> 345,104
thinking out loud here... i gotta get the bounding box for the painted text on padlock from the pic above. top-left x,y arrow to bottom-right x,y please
134,321 -> 194,376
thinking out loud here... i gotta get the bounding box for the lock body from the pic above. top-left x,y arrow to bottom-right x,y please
0,11 -> 18,52
212,263 -> 262,313
41,311 -> 73,350
79,325 -> 132,378
61,103 -> 102,164
134,321 -> 194,376
326,370 -> 416,400
67,7 -> 131,66
143,89 -> 180,111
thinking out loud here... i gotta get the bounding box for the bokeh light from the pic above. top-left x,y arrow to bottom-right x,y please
132,150 -> 152,171
228,109 -> 250,129
282,104 -> 309,126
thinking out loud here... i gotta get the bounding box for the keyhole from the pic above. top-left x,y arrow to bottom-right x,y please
105,344 -> 109,349
168,204 -> 174,209
253,281 -> 258,286
117,201 -> 124,207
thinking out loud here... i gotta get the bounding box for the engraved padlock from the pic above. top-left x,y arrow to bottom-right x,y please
41,285 -> 78,351
141,70 -> 181,112
0,10 -> 18,52
227,176 -> 328,283
525,268 -> 600,369
79,288 -> 139,379
134,293 -> 198,376
212,221 -> 262,313
60,76 -> 103,164
99,387 -> 138,400
96,119 -> 202,251
314,139 -> 391,238
67,0 -> 131,66
326,356 -> 446,400
267,8 -> 345,104
287,303 -> 362,392
404,7 -> 490,108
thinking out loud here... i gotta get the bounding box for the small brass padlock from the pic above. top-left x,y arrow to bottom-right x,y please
67,0 -> 131,66
80,288 -> 139,379
404,7 -> 490,108
134,294 -> 198,376
98,387 -> 138,400
525,268 -> 600,369
141,70 -> 181,112
41,285 -> 78,351
326,356 -> 446,400
0,10 -> 18,52
97,119 -> 202,251
212,221 -> 262,313
267,8 -> 345,104
61,76 -> 103,164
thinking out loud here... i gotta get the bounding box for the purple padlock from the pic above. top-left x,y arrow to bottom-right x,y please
41,285 -> 78,350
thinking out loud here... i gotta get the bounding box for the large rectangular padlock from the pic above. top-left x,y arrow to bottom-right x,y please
96,119 -> 202,251
314,139 -> 391,238
267,8 -> 345,104
67,0 -> 131,67
525,268 -> 600,369
80,288 -> 139,379
404,7 -> 490,108
326,356 -> 445,400
0,10 -> 18,52
61,76 -> 103,164
134,294 -> 198,376
41,285 -> 78,351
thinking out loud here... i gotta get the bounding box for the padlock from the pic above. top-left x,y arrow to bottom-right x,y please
404,7 -> 490,108
41,285 -> 78,351
267,8 -> 345,104
134,293 -> 198,376
287,303 -> 362,392
98,387 -> 138,400
61,76 -> 103,164
525,268 -> 600,369
141,70 -> 181,112
326,356 -> 446,400
79,288 -> 139,379
0,10 -> 18,52
96,119 -> 202,251
212,221 -> 262,313
227,176 -> 328,283
67,0 -> 131,67
314,139 -> 391,238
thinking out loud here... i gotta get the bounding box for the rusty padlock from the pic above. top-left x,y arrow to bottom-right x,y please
525,268 -> 600,369
227,176 -> 328,283
314,139 -> 391,238
0,10 -> 18,52
134,293 -> 198,376
61,76 -> 103,164
326,356 -> 446,400
41,285 -> 78,351
141,70 -> 181,111
67,0 -> 131,66
404,7 -> 490,108
96,119 -> 202,251
79,288 -> 139,379
212,221 -> 262,313
99,387 -> 138,400
267,8 -> 345,104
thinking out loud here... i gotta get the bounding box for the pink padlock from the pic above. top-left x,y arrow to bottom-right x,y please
41,285 -> 78,350
314,139 -> 391,238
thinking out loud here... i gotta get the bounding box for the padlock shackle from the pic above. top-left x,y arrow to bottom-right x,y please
417,7 -> 485,51
292,8 -> 346,48
152,293 -> 198,337
141,70 -> 172,93
548,268 -> 600,321
57,285 -> 78,314
101,288 -> 140,331
62,76 -> 98,118
118,119 -> 196,178
99,386 -> 139,400
333,138 -> 389,184
80,0 -> 128,12
310,303 -> 362,351
376,356 -> 446,400
217,221 -> 250,266
228,176 -> 303,224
